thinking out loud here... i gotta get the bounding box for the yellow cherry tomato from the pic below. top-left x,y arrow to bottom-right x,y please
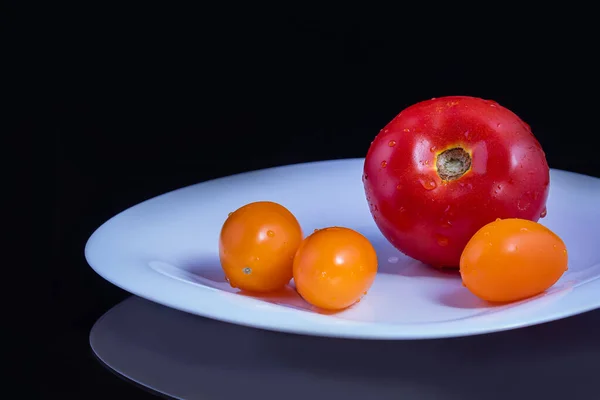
293,227 -> 378,310
219,201 -> 303,292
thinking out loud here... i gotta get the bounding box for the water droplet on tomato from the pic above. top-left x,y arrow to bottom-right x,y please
496,123 -> 502,128
403,128 -> 410,132
243,267 -> 252,275
424,160 -> 429,165
431,97 -> 436,100
440,219 -> 452,228
563,249 -> 567,255
540,207 -> 547,218
384,129 -> 389,133
398,206 -> 406,213
553,244 -> 557,249
464,130 -> 470,138
520,228 -> 528,232
381,160 -> 387,168
320,271 -> 327,278
420,177 -> 437,190
388,256 -> 399,263
429,145 -> 437,152
396,184 -> 402,190
436,234 -> 449,246
517,196 -> 531,211
267,230 -> 275,237
388,140 -> 396,147
495,218 -> 502,221
483,231 -> 490,236
355,298 -> 361,303
363,291 -> 368,295
314,228 -> 319,233
363,173 -> 368,180
488,242 -> 493,246
490,103 -> 497,107
228,212 -> 233,217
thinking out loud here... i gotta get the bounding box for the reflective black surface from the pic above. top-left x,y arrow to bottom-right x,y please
90,296 -> 600,400
29,4 -> 599,398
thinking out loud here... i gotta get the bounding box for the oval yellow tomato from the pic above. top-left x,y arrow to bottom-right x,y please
460,218 -> 568,303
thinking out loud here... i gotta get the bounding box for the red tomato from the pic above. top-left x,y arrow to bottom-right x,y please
293,227 -> 378,311
363,96 -> 550,268
460,218 -> 568,303
219,201 -> 303,292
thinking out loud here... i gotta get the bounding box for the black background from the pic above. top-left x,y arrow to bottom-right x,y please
12,3 -> 598,398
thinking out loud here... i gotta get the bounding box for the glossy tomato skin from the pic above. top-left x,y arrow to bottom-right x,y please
363,96 -> 550,268
293,227 -> 378,311
219,201 -> 303,292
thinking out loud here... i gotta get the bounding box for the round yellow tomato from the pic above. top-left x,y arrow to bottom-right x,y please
293,227 -> 378,311
460,218 -> 568,303
219,201 -> 303,292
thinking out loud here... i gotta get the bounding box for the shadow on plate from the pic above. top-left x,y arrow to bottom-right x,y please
177,256 -> 229,284
163,258 -> 341,316
437,287 -> 489,309
363,232 -> 461,279
90,296 -> 600,400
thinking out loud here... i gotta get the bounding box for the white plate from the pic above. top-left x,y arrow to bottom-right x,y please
85,158 -> 600,340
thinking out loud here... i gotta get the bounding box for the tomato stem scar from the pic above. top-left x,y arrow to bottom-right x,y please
436,148 -> 472,181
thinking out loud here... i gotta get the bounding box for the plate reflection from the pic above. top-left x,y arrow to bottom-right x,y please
90,296 -> 600,400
